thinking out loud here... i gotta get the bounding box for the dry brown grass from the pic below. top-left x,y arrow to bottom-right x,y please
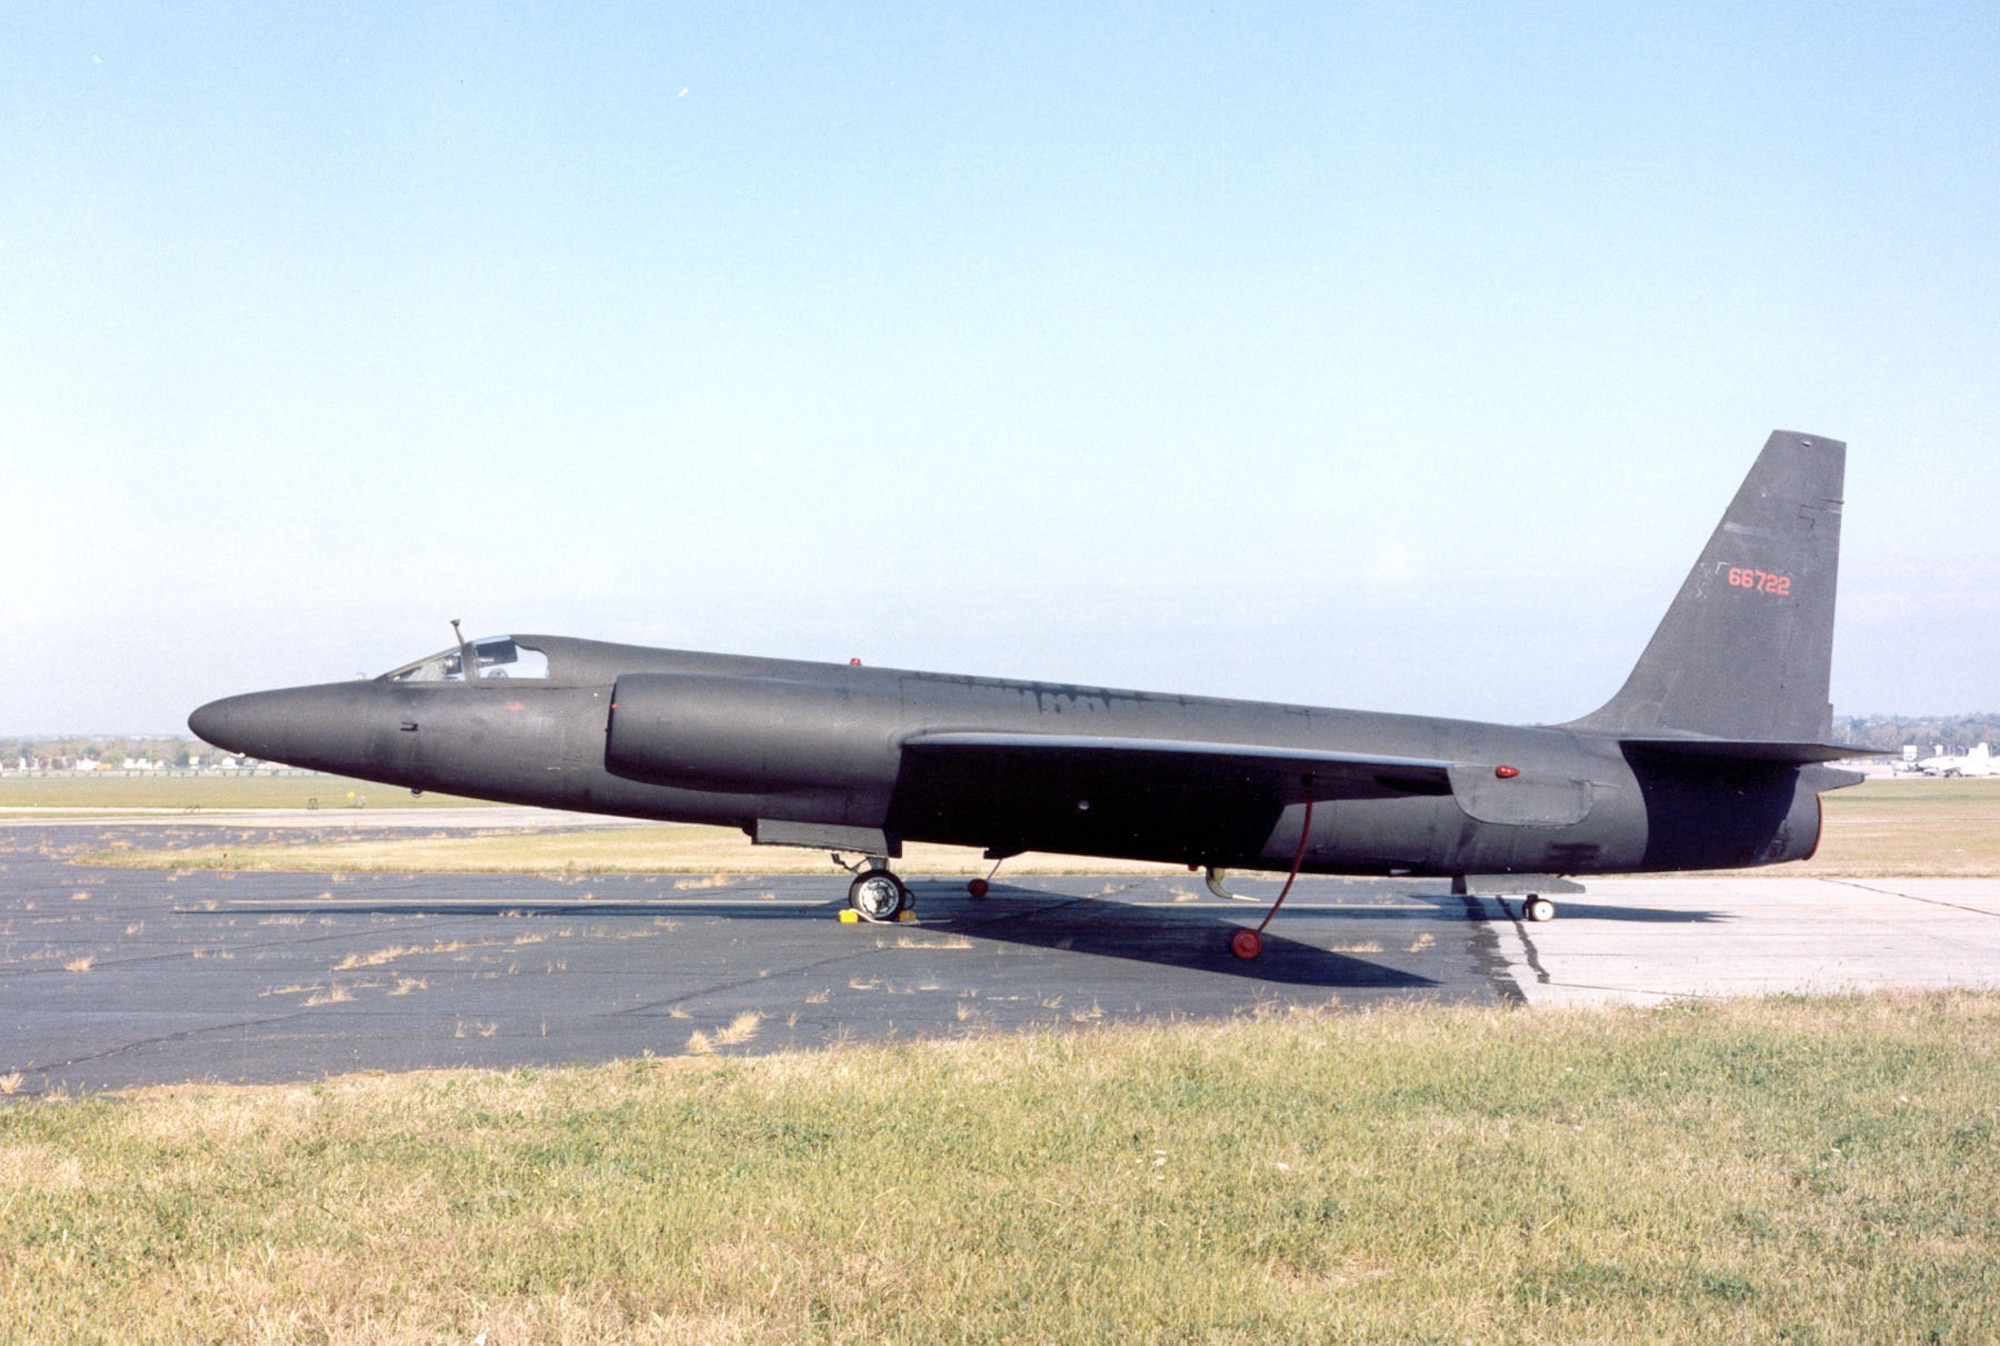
330,945 -> 426,971
893,934 -> 974,949
0,1142 -> 84,1190
1787,777 -> 2000,876
713,1011 -> 763,1047
81,823 -> 1188,877
0,771 -> 488,813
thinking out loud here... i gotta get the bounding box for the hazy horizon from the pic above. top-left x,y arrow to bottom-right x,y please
8,5 -> 1996,734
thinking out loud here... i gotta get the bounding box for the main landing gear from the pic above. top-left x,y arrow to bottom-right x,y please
1521,895 -> 1556,923
845,864 -> 911,923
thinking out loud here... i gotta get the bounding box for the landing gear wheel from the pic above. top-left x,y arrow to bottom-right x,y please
1522,895 -> 1556,923
848,869 -> 908,923
967,878 -> 990,898
1229,928 -> 1265,960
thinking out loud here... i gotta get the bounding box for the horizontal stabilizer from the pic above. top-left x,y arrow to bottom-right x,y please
1619,738 -> 1868,764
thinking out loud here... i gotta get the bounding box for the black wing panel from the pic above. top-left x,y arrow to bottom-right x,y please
886,732 -> 1453,865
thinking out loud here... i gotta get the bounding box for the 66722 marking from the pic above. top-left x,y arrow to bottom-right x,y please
1726,566 -> 1791,596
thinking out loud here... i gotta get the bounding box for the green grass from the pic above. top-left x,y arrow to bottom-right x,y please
5,992 -> 1999,1342
0,773 -> 490,813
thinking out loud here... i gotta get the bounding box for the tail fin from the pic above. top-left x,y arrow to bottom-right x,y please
1567,430 -> 1845,743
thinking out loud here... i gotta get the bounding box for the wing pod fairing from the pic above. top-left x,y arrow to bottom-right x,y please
605,672 -> 905,794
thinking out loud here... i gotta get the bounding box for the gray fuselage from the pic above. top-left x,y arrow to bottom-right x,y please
190,634 -> 1831,880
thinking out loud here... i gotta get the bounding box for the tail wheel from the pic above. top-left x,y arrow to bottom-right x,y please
848,869 -> 908,922
967,878 -> 990,898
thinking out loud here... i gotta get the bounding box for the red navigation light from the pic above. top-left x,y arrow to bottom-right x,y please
1495,764 -> 1520,779
849,658 -> 862,666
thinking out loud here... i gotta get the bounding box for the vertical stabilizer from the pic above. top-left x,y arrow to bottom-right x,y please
1568,431 -> 1845,742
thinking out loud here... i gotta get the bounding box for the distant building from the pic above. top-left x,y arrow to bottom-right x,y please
1918,743 -> 1998,778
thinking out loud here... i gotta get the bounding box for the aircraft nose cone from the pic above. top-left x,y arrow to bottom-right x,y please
187,687 -> 344,763
188,692 -> 273,757
187,682 -> 397,776
187,697 -> 233,749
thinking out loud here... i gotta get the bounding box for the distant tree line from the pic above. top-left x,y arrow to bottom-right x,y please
1831,714 -> 2000,753
1,736 -> 205,768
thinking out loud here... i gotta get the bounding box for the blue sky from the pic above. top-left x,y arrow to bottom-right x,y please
5,3 -> 1996,733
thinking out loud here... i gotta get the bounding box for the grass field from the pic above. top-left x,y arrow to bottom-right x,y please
3,992 -> 1997,1342
0,772 -> 488,814
1792,777 -> 2000,877
68,777 -> 2000,879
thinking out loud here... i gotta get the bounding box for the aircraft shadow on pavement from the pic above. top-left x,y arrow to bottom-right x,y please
1115,876 -> 1731,928
1292,887 -> 1729,926
1446,896 -> 1730,925
1522,900 -> 1727,924
196,884 -> 1439,990
916,884 -> 1439,989
172,868 -> 1728,940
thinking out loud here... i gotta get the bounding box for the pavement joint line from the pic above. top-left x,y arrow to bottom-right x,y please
1820,877 -> 2000,920
14,1010 -> 312,1076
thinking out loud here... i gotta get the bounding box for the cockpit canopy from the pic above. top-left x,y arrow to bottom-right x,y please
384,636 -> 550,683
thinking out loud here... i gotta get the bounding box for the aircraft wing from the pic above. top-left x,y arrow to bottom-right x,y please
899,731 -> 1455,804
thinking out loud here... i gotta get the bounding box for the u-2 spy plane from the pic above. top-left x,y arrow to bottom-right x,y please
191,431 -> 1861,959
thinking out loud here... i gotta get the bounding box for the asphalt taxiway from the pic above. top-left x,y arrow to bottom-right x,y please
4,815 -> 1999,1096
